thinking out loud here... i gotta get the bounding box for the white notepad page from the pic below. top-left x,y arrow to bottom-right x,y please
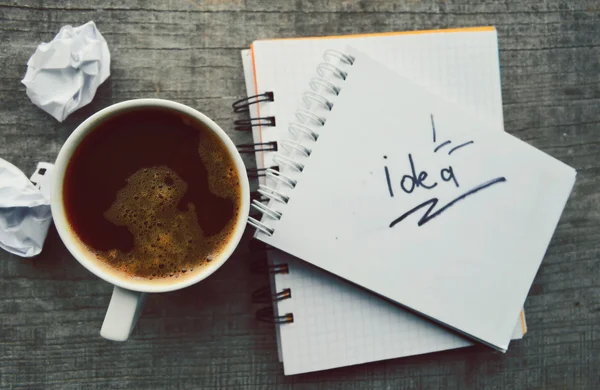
241,29 -> 526,375
256,48 -> 576,352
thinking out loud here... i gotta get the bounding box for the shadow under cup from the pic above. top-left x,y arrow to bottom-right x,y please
51,99 -> 250,294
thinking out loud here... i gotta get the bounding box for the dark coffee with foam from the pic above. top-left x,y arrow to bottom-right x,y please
63,107 -> 242,282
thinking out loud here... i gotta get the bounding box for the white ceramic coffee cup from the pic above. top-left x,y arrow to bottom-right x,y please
51,99 -> 250,341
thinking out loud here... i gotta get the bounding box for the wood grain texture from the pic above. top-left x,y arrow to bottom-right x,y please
1,0 -> 599,388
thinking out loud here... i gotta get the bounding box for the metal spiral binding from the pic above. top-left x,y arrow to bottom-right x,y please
250,190 -> 269,202
247,166 -> 278,178
256,306 -> 294,324
251,199 -> 282,220
237,141 -> 278,153
295,109 -> 326,126
252,286 -> 292,304
249,259 -> 289,275
248,216 -> 274,236
309,77 -> 340,96
247,50 -> 353,240
249,209 -> 261,220
273,154 -> 304,172
232,91 -> 274,113
234,116 -> 276,131
265,168 -> 297,188
288,122 -> 319,141
257,184 -> 289,204
302,91 -> 333,111
247,240 -> 288,273
316,62 -> 349,80
279,140 -> 311,157
322,49 -> 355,65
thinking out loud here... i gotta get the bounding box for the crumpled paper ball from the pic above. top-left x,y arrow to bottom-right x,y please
21,21 -> 110,122
0,158 -> 54,257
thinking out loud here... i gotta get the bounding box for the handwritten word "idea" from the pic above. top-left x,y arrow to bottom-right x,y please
382,114 -> 507,228
383,153 -> 459,198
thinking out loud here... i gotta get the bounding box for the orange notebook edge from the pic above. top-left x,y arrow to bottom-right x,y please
253,26 -> 495,43
520,309 -> 528,335
249,43 -> 266,170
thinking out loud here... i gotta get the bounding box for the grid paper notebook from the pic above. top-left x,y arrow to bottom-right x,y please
252,47 -> 576,352
241,27 -> 526,375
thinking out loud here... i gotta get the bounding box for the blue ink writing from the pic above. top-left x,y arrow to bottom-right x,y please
448,141 -> 474,155
389,177 -> 507,228
430,115 -> 473,155
400,154 -> 438,194
383,113 -> 497,227
440,166 -> 459,187
434,140 -> 451,153
384,166 -> 394,197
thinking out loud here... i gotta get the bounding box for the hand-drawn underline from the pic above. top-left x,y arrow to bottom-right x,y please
389,177 -> 507,228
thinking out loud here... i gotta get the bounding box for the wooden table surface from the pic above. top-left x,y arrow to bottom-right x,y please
1,1 -> 599,389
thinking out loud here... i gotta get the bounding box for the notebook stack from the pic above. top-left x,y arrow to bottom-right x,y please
234,27 -> 576,376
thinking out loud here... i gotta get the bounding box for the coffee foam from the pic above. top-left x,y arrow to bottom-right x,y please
95,163 -> 239,281
196,126 -> 241,204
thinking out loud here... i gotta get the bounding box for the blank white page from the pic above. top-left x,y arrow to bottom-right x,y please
257,49 -> 576,352
242,33 -> 526,375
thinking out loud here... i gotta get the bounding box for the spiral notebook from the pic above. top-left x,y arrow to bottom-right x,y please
249,47 -> 576,352
239,27 -> 527,375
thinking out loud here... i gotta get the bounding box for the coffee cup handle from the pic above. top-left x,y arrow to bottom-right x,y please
100,286 -> 147,341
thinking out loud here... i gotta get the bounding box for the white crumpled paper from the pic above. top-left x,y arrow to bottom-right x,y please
0,158 -> 54,257
21,21 -> 110,122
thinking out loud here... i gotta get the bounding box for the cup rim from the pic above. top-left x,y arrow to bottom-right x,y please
51,98 -> 250,293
